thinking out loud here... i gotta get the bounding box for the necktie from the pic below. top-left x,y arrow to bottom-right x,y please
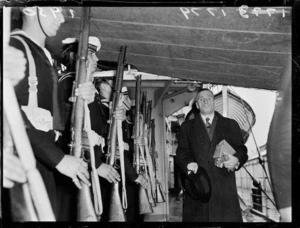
205,118 -> 211,128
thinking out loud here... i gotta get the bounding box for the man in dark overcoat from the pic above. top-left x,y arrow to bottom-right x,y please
176,88 -> 248,222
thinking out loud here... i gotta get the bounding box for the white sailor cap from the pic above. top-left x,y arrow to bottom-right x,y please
62,37 -> 77,45
121,86 -> 128,94
88,36 -> 101,52
92,70 -> 116,78
62,36 -> 101,52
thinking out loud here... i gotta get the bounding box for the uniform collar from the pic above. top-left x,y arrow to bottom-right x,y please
11,30 -> 42,48
11,30 -> 53,66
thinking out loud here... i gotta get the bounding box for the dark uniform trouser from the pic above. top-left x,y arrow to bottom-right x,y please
123,179 -> 143,222
55,172 -> 76,221
99,177 -> 111,222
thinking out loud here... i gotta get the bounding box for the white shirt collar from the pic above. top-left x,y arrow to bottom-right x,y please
201,112 -> 215,124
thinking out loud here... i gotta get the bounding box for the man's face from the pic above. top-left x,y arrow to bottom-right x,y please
87,49 -> 99,74
99,80 -> 113,102
196,90 -> 215,115
36,7 -> 65,37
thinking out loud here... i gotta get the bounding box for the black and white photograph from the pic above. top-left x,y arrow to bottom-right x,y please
1,1 -> 297,226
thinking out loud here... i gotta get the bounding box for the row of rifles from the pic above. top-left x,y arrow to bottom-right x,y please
71,8 -> 165,222
133,75 -> 165,217
2,7 -> 165,222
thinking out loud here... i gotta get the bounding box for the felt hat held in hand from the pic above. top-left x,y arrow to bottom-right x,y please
185,167 -> 211,202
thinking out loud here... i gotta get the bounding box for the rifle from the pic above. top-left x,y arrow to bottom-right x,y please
151,120 -> 165,203
107,46 -> 127,222
140,96 -> 156,207
133,77 -> 153,214
69,7 -> 101,221
3,7 -> 55,221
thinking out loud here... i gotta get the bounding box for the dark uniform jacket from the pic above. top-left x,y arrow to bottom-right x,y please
121,119 -> 140,222
10,34 -> 67,219
176,111 -> 248,222
122,119 -> 138,182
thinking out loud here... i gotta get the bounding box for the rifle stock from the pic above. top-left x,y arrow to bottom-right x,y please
3,79 -> 56,221
138,176 -> 153,214
108,46 -> 127,222
109,182 -> 125,221
138,144 -> 154,214
4,114 -> 38,221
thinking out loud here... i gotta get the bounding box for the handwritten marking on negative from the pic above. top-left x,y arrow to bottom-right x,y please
180,6 -> 289,20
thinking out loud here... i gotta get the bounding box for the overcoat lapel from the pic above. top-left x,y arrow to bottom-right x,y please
209,112 -> 226,153
192,115 -> 211,143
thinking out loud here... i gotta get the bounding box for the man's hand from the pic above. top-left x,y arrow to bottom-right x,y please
223,154 -> 239,171
75,81 -> 96,104
187,162 -> 198,174
114,106 -> 126,121
3,152 -> 27,188
134,175 -> 150,189
56,155 -> 91,189
97,163 -> 120,183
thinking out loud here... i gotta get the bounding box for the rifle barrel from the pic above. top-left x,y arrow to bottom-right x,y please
134,75 -> 141,172
72,7 -> 91,158
108,46 -> 127,166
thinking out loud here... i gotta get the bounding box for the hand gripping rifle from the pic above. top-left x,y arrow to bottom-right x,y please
133,76 -> 153,214
69,7 -> 101,221
107,46 -> 127,222
2,7 -> 55,221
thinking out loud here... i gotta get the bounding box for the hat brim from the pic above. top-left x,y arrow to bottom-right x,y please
93,70 -> 116,78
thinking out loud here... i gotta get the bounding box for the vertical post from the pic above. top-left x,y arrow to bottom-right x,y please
162,98 -> 169,221
222,85 -> 228,117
